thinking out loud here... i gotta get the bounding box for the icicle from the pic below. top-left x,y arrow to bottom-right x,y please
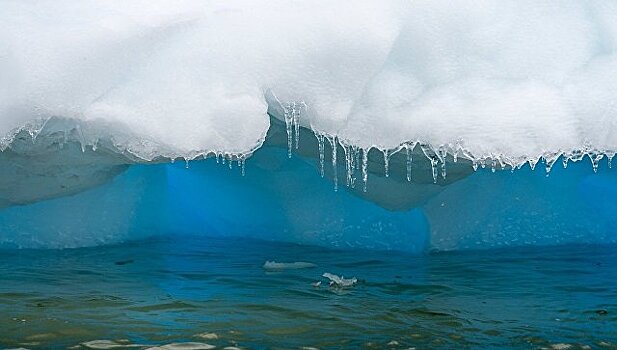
438,147 -> 447,179
185,159 -> 190,169
430,159 -> 438,183
406,146 -> 412,182
420,144 -> 439,183
350,155 -> 356,188
284,103 -> 293,158
316,133 -> 325,177
383,149 -> 390,178
216,153 -> 220,164
528,158 -> 538,171
283,101 -> 304,157
329,136 -> 338,191
562,155 -> 569,169
453,148 -> 458,163
294,103 -> 300,150
499,158 -> 510,171
293,102 -> 305,150
607,153 -> 614,169
472,159 -> 479,171
345,145 -> 357,189
441,160 -> 447,178
544,153 -> 560,176
588,153 -> 603,173
241,158 -> 246,176
228,155 -> 233,169
362,148 -> 368,192
491,158 -> 497,173
221,154 -> 226,165
344,145 -> 351,187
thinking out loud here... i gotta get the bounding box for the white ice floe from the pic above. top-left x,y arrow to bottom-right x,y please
145,343 -> 215,350
193,333 -> 218,340
81,340 -> 144,349
322,273 -> 357,288
263,261 -> 317,270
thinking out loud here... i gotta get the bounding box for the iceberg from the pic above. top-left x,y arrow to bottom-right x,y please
1,0 -> 617,252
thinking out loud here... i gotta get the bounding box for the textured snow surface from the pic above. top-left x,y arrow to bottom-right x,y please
2,0 -> 617,163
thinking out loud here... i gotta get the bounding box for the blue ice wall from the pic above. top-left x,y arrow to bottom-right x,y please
163,147 -> 429,252
0,147 -> 429,252
0,146 -> 616,252
0,164 -> 169,249
425,159 -> 617,251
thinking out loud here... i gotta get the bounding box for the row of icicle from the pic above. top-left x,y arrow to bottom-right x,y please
2,112 -> 614,191
279,101 -> 615,193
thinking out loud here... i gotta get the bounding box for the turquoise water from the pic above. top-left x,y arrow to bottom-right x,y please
1,236 -> 616,349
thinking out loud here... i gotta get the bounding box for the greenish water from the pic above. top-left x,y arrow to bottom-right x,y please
1,236 -> 616,349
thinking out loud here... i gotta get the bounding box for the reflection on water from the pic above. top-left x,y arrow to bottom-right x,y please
0,236 -> 616,349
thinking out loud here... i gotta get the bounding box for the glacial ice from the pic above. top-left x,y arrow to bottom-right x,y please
1,1 -> 617,252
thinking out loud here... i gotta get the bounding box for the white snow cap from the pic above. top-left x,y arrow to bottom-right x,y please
1,0 -> 616,163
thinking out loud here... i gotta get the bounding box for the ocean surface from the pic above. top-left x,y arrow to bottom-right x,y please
1,236 -> 616,350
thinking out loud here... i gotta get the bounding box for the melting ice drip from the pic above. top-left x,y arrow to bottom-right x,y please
212,152 -> 247,177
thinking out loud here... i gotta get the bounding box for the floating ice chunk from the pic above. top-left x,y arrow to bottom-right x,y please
263,261 -> 316,270
550,344 -> 572,350
81,340 -> 143,349
322,272 -> 357,288
145,343 -> 215,350
193,333 -> 218,340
